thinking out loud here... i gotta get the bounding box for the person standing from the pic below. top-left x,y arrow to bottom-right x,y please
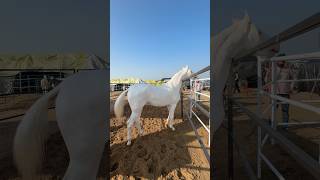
40,75 -> 49,94
194,80 -> 203,101
276,53 -> 293,129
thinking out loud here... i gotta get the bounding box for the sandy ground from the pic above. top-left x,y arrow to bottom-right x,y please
214,88 -> 320,180
110,91 -> 210,180
0,91 -> 210,180
0,94 -> 109,180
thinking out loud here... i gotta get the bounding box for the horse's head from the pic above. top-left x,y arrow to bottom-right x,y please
241,13 -> 279,57
181,65 -> 193,80
231,12 -> 279,58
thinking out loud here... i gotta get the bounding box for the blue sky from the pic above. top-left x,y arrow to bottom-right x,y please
212,0 -> 320,55
110,0 -> 210,80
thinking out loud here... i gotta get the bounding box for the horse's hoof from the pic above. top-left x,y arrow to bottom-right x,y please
171,127 -> 175,131
127,141 -> 131,146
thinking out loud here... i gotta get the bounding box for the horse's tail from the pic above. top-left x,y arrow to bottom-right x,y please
114,89 -> 129,118
13,85 -> 61,179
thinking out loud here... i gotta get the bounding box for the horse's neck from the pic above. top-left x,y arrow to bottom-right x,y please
165,71 -> 183,91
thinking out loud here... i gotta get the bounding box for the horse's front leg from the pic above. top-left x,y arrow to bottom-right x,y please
165,105 -> 171,128
166,104 -> 177,131
135,118 -> 144,136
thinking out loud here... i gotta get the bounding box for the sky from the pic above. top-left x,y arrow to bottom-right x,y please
212,0 -> 320,55
0,0 -> 107,58
110,0 -> 210,80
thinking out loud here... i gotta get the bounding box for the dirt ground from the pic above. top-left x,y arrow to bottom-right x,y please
110,91 -> 210,180
214,89 -> 320,180
0,91 -> 210,180
0,94 -> 109,180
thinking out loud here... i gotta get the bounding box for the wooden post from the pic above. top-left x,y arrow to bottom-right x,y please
227,93 -> 234,180
180,89 -> 184,120
27,75 -> 30,93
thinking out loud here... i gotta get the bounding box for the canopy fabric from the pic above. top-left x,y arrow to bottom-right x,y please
111,78 -> 144,84
110,78 -> 165,86
0,53 -> 106,76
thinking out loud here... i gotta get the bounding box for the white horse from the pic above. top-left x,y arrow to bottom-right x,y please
13,69 -> 107,180
114,66 -> 192,146
212,12 -> 278,132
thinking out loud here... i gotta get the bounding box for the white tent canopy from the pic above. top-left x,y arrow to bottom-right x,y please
0,53 -> 107,94
0,53 -> 106,76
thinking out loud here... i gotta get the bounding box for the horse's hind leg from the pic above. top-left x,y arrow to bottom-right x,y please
127,114 -> 134,146
127,109 -> 142,146
167,104 -> 177,131
56,100 -> 106,180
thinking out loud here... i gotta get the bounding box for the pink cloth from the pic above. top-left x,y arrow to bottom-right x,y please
276,66 -> 291,94
194,81 -> 202,92
263,66 -> 292,94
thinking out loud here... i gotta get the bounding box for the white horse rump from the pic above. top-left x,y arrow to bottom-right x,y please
13,70 -> 108,180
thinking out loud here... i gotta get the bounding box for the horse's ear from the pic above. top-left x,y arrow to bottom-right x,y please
182,65 -> 187,71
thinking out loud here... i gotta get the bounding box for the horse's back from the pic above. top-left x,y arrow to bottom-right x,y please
127,83 -> 177,107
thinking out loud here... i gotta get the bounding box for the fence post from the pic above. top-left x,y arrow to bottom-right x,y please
227,87 -> 234,180
257,57 -> 263,178
27,75 -> 30,93
19,73 -> 22,94
228,60 -> 234,180
271,59 -> 276,145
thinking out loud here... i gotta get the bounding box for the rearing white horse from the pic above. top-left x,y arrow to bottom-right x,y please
13,69 -> 107,180
114,66 -> 192,146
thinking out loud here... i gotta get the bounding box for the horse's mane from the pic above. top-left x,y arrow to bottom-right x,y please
212,12 -> 265,133
165,68 -> 185,87
213,19 -> 240,54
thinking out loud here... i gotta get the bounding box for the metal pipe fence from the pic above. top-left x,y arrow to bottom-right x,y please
226,12 -> 320,180
182,66 -> 210,164
0,69 -> 94,95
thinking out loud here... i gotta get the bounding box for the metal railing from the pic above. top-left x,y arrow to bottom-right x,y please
226,12 -> 320,180
182,66 -> 210,163
0,69 -> 95,95
189,77 -> 210,146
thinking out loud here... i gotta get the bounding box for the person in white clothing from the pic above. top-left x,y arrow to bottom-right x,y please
40,75 -> 49,94
194,80 -> 203,101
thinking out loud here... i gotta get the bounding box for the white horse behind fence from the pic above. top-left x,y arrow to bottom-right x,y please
13,70 -> 107,180
212,12 -> 278,132
114,66 -> 192,145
